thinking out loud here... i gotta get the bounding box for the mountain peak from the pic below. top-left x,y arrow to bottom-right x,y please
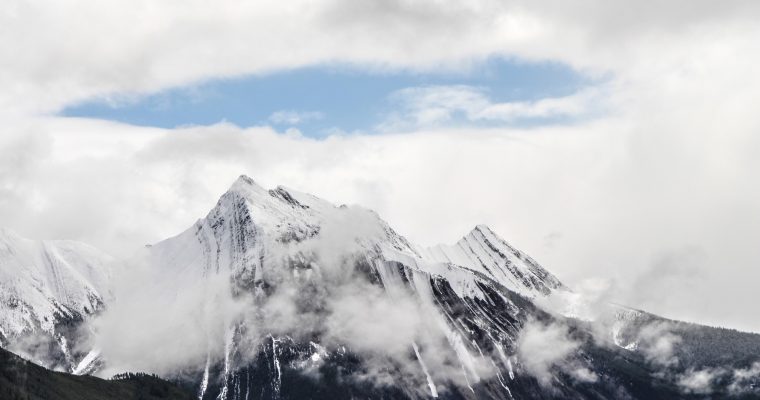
470,224 -> 495,235
465,224 -> 513,250
228,174 -> 264,192
417,223 -> 565,297
225,176 -> 321,211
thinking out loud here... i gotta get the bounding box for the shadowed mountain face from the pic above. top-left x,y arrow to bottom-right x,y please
1,175 -> 759,399
0,346 -> 194,400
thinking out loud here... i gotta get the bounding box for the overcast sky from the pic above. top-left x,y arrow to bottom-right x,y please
1,0 -> 759,332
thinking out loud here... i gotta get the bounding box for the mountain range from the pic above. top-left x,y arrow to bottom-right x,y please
1,175 -> 759,399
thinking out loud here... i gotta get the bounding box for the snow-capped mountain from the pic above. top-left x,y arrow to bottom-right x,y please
2,175 -> 760,399
136,175 -> 568,399
123,175 -> 746,400
0,227 -> 112,372
148,175 -> 565,306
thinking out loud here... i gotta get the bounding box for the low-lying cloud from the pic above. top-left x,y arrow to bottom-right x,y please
92,252 -> 245,376
674,363 -> 760,396
516,318 -> 597,386
677,368 -> 720,394
729,362 -> 760,395
635,322 -> 683,368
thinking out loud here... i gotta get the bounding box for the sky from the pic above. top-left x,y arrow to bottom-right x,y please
1,0 -> 759,332
61,60 -> 591,134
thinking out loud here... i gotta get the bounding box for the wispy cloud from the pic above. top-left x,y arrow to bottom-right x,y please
516,318 -> 598,386
268,110 -> 324,125
729,362 -> 760,395
635,322 -> 683,368
674,363 -> 760,395
677,368 -> 720,394
378,85 -> 603,130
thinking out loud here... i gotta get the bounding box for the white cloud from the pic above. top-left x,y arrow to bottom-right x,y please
729,362 -> 760,394
1,0 -> 758,115
0,0 -> 760,335
93,254 -> 244,376
516,319 -> 596,385
677,368 -> 721,394
269,110 -> 324,125
671,363 -> 760,395
379,85 -> 601,130
569,367 -> 599,384
636,322 -> 682,368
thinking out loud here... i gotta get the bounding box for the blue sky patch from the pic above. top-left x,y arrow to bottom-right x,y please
60,58 -> 593,136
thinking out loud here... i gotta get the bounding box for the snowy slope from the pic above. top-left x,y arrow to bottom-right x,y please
0,228 -> 112,370
417,225 -> 564,297
146,175 -> 415,285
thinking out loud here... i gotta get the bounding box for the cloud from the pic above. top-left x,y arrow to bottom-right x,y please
3,88 -> 760,334
516,318 -> 597,386
92,252 -> 246,376
1,0 -> 760,336
380,85 -> 601,130
516,319 -> 578,384
729,362 -> 760,395
2,0 -> 759,115
323,282 -> 420,356
623,248 -> 707,317
269,110 -> 324,125
635,322 -> 682,368
675,364 -> 760,395
676,368 -> 720,394
569,366 -> 599,384
646,362 -> 760,395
